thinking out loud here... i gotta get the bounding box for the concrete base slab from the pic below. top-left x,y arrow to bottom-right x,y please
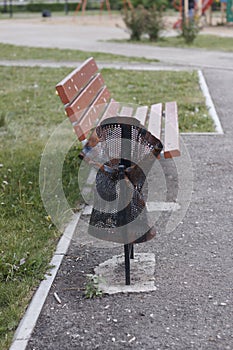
94,253 -> 157,294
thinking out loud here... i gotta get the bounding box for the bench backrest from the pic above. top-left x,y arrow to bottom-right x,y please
56,57 -> 111,141
56,57 -> 180,159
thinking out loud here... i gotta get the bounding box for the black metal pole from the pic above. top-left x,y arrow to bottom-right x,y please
120,123 -> 132,285
64,0 -> 69,15
130,243 -> 134,259
3,0 -> 7,13
124,244 -> 130,285
118,165 -> 131,285
9,0 -> 13,17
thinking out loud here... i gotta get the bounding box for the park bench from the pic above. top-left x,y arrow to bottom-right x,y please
56,57 -> 180,285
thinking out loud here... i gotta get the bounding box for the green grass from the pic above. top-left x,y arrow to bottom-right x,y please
0,42 -> 158,63
0,63 -> 214,349
0,66 -> 67,350
0,145 -> 61,349
103,68 -> 214,132
149,34 -> 233,52
110,32 -> 233,52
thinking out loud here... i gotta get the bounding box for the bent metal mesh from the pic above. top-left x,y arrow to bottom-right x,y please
83,116 -> 163,244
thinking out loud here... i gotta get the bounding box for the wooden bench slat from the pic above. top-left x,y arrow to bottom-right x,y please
119,106 -> 134,117
65,73 -> 105,120
56,57 -> 98,104
78,100 -> 120,149
100,99 -> 120,122
164,101 -> 180,158
73,86 -> 111,141
134,106 -> 148,126
148,103 -> 162,140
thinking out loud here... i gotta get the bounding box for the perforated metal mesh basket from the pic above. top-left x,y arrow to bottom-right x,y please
86,116 -> 163,244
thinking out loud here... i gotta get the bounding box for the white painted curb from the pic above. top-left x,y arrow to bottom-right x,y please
198,70 -> 224,134
9,213 -> 81,350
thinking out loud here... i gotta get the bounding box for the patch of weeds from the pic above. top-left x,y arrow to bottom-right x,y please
84,274 -> 104,299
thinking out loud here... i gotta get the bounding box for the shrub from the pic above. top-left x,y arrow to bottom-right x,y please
122,5 -> 147,41
181,19 -> 199,44
122,4 -> 165,41
144,5 -> 165,41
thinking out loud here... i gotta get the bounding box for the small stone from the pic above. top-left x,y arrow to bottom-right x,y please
125,308 -> 131,313
128,336 -> 136,343
53,292 -> 61,304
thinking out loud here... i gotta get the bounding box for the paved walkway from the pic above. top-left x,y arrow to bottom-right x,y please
3,15 -> 233,350
0,15 -> 233,70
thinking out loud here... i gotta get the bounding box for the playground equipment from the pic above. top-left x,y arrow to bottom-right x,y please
173,0 -> 233,27
173,0 -> 214,28
73,0 -> 111,17
226,0 -> 233,22
73,0 -> 133,18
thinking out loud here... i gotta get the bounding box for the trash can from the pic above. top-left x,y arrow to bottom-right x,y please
42,9 -> 51,17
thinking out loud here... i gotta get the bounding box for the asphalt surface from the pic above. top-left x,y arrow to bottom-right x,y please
2,15 -> 233,350
1,15 -> 233,70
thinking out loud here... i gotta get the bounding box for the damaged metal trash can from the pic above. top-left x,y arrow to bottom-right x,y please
81,116 -> 163,285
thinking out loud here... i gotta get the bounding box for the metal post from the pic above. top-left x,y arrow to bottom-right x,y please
9,0 -> 13,17
124,244 -> 130,285
120,123 -> 133,285
64,0 -> 69,15
184,0 -> 189,22
3,0 -> 7,13
130,243 -> 134,259
118,165 -> 131,285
